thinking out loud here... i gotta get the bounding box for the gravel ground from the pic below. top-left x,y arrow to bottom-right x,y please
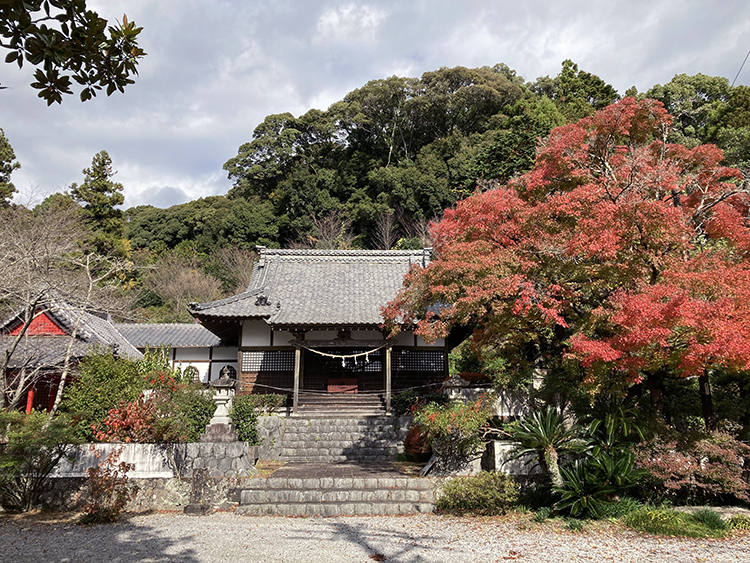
1,512 -> 749,563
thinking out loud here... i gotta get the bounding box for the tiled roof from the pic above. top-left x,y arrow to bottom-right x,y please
189,248 -> 431,328
1,300 -> 143,368
114,323 -> 222,348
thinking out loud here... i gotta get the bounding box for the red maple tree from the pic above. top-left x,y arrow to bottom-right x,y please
384,97 -> 750,430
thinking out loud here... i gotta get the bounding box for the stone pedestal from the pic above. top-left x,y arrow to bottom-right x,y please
200,423 -> 239,443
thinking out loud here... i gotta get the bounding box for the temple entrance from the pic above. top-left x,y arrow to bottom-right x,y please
302,348 -> 384,393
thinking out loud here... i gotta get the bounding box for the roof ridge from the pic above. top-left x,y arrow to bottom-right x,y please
188,287 -> 264,312
262,249 -> 424,255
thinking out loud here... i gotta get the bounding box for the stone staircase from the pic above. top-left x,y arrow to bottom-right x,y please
274,416 -> 400,463
296,392 -> 386,416
237,413 -> 436,516
235,470 -> 435,517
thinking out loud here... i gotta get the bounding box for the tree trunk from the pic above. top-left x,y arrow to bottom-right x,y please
647,370 -> 666,417
698,371 -> 717,432
544,446 -> 564,489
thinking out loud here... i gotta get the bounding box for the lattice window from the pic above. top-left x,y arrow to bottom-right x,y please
241,351 -> 294,372
305,348 -> 382,373
394,350 -> 445,372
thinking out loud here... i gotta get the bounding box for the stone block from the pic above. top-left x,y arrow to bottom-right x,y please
404,490 -> 420,502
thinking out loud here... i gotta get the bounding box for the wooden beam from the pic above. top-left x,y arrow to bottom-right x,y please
385,346 -> 392,414
293,346 -> 301,414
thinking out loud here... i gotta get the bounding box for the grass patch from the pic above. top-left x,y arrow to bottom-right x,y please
624,507 -> 729,538
596,497 -> 643,519
533,506 -> 551,523
729,514 -> 750,531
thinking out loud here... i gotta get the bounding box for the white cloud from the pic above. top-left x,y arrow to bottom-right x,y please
4,0 -> 750,212
315,3 -> 388,44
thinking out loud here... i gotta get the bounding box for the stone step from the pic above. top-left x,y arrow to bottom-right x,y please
235,475 -> 435,516
236,502 -> 434,517
297,394 -> 386,416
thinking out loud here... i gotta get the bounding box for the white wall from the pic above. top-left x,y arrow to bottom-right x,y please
272,330 -> 295,346
242,320 -> 271,346
351,330 -> 383,341
211,346 -> 238,360
174,348 -> 210,362
393,330 -> 415,346
174,360 -> 210,383
304,330 -> 337,341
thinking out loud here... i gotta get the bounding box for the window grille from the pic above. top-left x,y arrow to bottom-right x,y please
241,351 -> 294,372
394,350 -> 445,372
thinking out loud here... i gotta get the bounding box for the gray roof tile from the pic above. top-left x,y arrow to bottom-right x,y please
189,248 -> 430,327
1,300 -> 143,368
114,323 -> 222,348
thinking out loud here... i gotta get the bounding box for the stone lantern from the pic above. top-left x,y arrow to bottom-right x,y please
200,371 -> 239,442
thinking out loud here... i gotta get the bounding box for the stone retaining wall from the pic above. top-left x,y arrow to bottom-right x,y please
42,442 -> 259,512
52,442 -> 259,479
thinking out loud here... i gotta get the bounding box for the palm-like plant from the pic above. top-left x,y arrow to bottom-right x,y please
508,405 -> 585,488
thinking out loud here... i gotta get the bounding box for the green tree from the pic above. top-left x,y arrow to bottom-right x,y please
71,150 -> 126,255
532,60 -> 620,121
644,73 -> 731,148
0,128 -> 19,206
224,64 -> 529,245
0,1 -> 145,105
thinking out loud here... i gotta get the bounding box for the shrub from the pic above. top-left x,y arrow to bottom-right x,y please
92,383 -> 213,443
507,406 -> 585,489
93,392 -> 189,443
79,446 -> 138,524
391,390 -> 449,417
61,351 -> 142,441
414,395 -> 495,465
229,395 -> 260,444
436,472 -> 519,515
403,425 -> 432,462
168,384 -> 215,442
624,507 -> 729,538
554,451 -> 646,518
230,393 -> 286,414
0,411 -> 82,511
634,431 -> 750,503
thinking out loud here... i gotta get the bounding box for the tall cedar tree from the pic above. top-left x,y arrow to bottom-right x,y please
384,98 -> 750,431
71,150 -> 126,256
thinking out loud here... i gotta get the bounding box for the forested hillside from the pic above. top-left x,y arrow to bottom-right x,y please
5,61 -> 750,322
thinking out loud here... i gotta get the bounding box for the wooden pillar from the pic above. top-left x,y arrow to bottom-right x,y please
385,346 -> 392,414
293,346 -> 301,414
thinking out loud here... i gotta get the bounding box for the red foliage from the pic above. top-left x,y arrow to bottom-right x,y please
634,433 -> 750,502
93,390 -> 188,443
383,97 -> 750,386
81,446 -> 138,523
403,425 -> 432,462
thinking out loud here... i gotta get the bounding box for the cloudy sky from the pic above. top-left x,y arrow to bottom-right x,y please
2,0 -> 750,209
